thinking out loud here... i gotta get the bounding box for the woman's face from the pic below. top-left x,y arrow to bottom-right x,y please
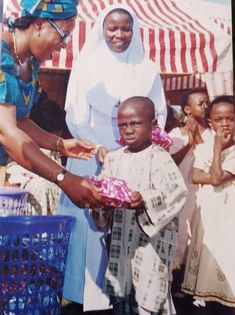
103,11 -> 133,53
30,17 -> 76,62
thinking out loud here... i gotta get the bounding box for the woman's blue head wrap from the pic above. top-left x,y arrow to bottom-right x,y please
20,0 -> 78,20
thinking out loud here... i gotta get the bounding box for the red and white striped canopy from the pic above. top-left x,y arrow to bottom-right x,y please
3,0 -> 232,95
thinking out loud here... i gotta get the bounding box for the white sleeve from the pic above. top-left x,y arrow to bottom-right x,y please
64,61 -> 101,145
138,148 -> 187,238
148,74 -> 167,130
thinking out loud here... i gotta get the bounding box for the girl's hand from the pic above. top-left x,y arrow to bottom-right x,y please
186,119 -> 203,145
185,118 -> 197,145
214,127 -> 232,150
130,191 -> 144,209
58,138 -> 97,160
193,123 -> 204,144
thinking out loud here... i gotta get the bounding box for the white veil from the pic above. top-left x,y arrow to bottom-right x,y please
78,3 -> 145,63
65,3 -> 166,134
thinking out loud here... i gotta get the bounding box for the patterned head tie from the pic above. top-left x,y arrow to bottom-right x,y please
20,0 -> 78,20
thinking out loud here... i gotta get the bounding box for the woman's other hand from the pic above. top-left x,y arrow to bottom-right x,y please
58,138 -> 97,160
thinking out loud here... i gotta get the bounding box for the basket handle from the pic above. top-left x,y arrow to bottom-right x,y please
0,166 -> 7,187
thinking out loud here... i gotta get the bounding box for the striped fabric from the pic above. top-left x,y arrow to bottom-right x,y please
210,17 -> 231,35
74,0 -> 231,75
3,0 -> 232,94
161,73 -> 206,91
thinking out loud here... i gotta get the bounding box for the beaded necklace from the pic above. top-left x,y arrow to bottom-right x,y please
12,31 -> 24,66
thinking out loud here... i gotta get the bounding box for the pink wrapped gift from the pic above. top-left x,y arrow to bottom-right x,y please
90,176 -> 133,208
151,125 -> 173,149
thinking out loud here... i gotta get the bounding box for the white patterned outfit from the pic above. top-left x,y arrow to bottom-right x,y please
96,145 -> 187,315
182,134 -> 235,307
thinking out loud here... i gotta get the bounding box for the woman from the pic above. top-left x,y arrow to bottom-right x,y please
0,0 -> 101,208
58,4 -> 167,312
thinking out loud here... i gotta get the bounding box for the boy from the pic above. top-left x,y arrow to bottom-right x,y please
93,96 -> 187,315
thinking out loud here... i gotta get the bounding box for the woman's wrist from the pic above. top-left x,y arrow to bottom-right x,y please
55,137 -> 63,153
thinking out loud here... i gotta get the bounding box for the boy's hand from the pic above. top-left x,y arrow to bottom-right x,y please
130,191 -> 144,209
97,146 -> 108,164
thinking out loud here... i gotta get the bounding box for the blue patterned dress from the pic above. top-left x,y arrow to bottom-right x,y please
0,40 -> 41,165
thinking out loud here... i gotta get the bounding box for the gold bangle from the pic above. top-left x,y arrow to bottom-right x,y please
55,137 -> 63,153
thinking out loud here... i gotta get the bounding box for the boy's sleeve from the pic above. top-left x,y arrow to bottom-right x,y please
90,208 -> 114,232
90,152 -> 115,231
137,148 -> 187,238
99,152 -> 113,178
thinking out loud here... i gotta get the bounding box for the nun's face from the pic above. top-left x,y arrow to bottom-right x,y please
103,11 -> 133,53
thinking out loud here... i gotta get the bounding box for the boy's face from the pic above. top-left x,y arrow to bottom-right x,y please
118,104 -> 153,152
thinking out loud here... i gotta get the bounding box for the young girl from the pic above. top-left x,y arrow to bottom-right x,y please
169,89 -> 210,268
182,95 -> 235,310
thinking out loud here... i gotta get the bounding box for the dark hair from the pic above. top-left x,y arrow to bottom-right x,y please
165,106 -> 180,132
30,98 -> 67,133
120,96 -> 155,121
6,16 -> 37,31
207,95 -> 234,118
180,88 -> 208,115
211,95 -> 234,106
103,8 -> 133,26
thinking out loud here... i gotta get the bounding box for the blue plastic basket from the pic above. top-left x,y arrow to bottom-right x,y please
0,187 -> 28,216
0,215 -> 75,315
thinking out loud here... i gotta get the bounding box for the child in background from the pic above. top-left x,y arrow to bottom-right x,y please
168,89 -> 210,269
92,96 -> 187,315
182,95 -> 235,311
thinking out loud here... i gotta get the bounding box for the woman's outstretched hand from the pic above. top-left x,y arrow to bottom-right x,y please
58,138 -> 97,160
60,172 -> 103,208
